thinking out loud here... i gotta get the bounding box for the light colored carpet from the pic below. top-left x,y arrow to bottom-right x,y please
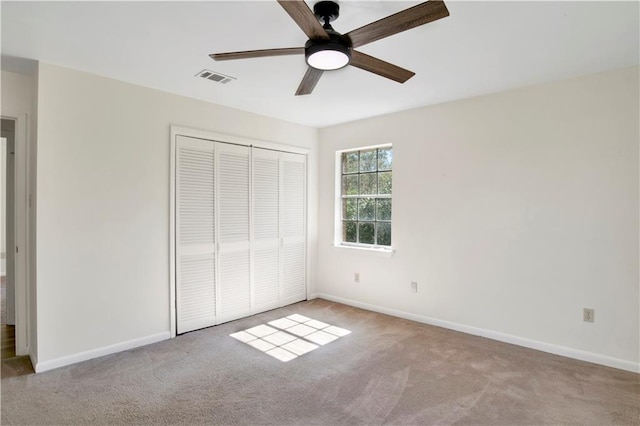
1,299 -> 638,425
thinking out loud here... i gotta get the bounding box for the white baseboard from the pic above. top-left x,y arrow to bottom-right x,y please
316,293 -> 639,374
34,332 -> 171,373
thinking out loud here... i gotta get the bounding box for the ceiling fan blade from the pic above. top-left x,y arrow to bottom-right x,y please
346,0 -> 449,48
210,47 -> 304,61
277,0 -> 330,40
350,50 -> 415,83
295,67 -> 324,96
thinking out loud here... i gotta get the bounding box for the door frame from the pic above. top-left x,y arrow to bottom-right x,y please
169,126 -> 309,338
2,113 -> 30,356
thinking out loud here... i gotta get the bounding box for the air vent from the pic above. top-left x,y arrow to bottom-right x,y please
196,69 -> 236,84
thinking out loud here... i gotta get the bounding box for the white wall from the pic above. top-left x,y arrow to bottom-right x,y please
317,66 -> 639,372
1,70 -> 33,114
35,63 -> 318,370
24,61 -> 640,373
29,64 -> 39,362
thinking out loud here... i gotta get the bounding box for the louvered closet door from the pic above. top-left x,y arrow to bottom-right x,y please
176,136 -> 216,334
281,153 -> 307,305
252,148 -> 281,314
216,143 -> 252,323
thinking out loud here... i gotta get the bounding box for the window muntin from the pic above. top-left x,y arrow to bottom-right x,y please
340,147 -> 392,247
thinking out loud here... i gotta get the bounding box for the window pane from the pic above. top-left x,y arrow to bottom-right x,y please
359,150 -> 377,172
377,199 -> 391,220
378,172 -> 392,195
339,146 -> 392,248
377,222 -> 391,246
342,152 -> 359,174
358,198 -> 375,221
359,173 -> 377,195
378,148 -> 393,171
359,223 -> 375,244
343,221 -> 357,242
342,175 -> 358,195
343,199 -> 357,220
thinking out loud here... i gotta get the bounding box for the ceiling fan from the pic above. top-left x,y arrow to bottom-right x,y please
210,0 -> 449,96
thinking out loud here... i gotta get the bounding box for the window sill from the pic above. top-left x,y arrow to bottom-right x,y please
332,244 -> 395,258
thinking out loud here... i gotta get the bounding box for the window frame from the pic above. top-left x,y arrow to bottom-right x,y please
334,144 -> 394,253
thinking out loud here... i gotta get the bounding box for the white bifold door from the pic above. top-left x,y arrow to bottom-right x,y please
175,137 -> 217,334
217,143 -> 252,324
251,148 -> 307,312
175,136 -> 306,334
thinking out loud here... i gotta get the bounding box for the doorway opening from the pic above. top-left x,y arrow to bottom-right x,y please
1,116 -> 32,376
1,118 -> 16,359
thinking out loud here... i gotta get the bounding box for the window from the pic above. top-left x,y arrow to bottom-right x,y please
339,146 -> 392,248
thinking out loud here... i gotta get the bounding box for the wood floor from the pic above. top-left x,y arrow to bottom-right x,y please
2,322 -> 16,359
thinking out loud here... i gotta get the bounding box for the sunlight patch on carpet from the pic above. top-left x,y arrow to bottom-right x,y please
230,315 -> 351,362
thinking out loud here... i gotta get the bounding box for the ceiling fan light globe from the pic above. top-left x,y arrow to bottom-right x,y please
307,49 -> 350,70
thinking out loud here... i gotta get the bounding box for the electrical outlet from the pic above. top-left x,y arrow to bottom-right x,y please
411,281 -> 418,293
583,308 -> 594,323
354,272 -> 360,283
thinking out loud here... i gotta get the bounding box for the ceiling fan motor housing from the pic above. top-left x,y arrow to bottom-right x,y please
306,1 -> 351,70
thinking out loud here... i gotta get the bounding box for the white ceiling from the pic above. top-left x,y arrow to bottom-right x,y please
2,1 -> 638,128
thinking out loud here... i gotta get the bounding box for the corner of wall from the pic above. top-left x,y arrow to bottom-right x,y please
305,126 -> 321,298
29,61 -> 39,361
